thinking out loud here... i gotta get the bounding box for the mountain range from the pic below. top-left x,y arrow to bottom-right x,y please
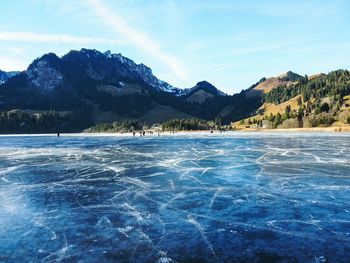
0,48 -> 349,133
0,49 -> 260,131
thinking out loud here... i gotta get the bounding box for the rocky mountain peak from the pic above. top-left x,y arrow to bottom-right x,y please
26,53 -> 63,91
8,49 -> 227,99
192,81 -> 226,96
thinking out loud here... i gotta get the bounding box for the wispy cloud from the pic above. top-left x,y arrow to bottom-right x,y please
0,31 -> 124,45
1,47 -> 24,54
85,0 -> 186,80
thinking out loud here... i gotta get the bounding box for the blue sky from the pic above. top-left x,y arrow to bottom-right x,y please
0,0 -> 350,94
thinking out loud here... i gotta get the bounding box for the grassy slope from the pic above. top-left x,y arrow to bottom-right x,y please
253,77 -> 288,93
232,95 -> 302,128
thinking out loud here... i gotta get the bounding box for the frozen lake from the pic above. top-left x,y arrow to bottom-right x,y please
0,133 -> 350,262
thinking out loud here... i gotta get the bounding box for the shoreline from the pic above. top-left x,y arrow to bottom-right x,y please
240,126 -> 350,133
0,126 -> 350,137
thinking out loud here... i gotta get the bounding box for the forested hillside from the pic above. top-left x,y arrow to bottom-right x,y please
264,70 -> 350,105
234,70 -> 350,129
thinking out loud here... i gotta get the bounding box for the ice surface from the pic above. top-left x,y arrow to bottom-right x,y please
0,132 -> 350,262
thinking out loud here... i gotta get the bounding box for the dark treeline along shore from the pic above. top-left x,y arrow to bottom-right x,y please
0,49 -> 349,133
87,118 -> 225,133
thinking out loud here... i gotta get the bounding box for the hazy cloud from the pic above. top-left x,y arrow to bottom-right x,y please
0,31 -> 124,45
0,56 -> 27,71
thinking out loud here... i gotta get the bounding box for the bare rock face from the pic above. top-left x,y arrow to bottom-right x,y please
27,53 -> 63,91
110,51 -> 180,94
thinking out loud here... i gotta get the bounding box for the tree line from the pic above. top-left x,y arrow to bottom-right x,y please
87,118 -> 225,132
0,110 -> 91,133
162,118 -> 221,131
87,120 -> 142,132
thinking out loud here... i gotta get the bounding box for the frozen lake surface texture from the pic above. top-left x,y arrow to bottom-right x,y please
0,133 -> 350,262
